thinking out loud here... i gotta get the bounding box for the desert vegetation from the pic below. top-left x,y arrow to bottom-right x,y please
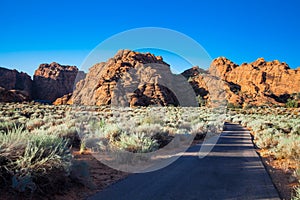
0,102 -> 224,197
0,102 -> 299,199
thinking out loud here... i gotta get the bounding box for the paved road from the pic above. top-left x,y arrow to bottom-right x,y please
88,123 -> 280,200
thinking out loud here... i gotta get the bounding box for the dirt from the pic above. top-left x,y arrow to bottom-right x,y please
52,149 -> 129,200
247,127 -> 299,200
53,139 -> 205,199
257,148 -> 299,200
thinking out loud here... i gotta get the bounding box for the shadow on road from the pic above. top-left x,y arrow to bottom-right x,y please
88,123 -> 280,200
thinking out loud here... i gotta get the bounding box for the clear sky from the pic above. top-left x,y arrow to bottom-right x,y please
0,0 -> 299,76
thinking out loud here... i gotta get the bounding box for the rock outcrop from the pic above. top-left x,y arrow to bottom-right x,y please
181,66 -> 227,107
72,50 -> 197,106
0,87 -> 31,102
72,51 -> 300,107
53,93 -> 73,105
0,67 -> 32,99
181,66 -> 209,99
32,62 -> 80,102
2,52 -> 299,107
209,57 -> 300,106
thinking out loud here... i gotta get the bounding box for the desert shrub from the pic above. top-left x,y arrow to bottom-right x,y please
26,119 -> 45,131
254,128 -> 281,149
231,115 -> 242,124
51,124 -> 79,146
190,122 -> 207,140
14,134 -> 72,193
0,124 -> 73,194
227,103 -> 242,109
88,117 -> 106,132
292,125 -> 300,135
112,132 -> 159,153
190,121 -> 207,134
197,95 -> 207,106
93,123 -> 122,142
15,134 -> 72,173
292,185 -> 300,200
0,125 -> 29,160
0,120 -> 20,132
140,115 -> 164,125
134,123 -> 164,137
247,119 -> 266,132
286,99 -> 299,108
272,135 -> 300,160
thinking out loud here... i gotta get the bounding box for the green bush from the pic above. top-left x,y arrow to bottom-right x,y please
286,99 -> 299,108
227,103 -> 242,109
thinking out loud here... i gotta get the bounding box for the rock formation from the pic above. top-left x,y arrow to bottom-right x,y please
32,62 -> 80,102
0,67 -> 32,98
53,93 -> 73,105
1,51 -> 299,107
72,50 -> 197,106
0,87 -> 30,102
181,66 -> 227,107
0,63 -> 84,103
209,57 -> 300,106
181,66 -> 209,100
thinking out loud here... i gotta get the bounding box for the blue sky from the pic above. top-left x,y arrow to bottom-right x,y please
0,0 -> 299,76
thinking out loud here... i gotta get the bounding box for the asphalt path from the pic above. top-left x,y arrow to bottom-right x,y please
88,123 -> 280,200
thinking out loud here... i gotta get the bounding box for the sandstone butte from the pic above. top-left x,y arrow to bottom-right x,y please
67,50 -> 300,107
0,63 -> 84,103
209,57 -> 300,107
33,62 -> 85,103
0,67 -> 32,102
1,50 -> 300,107
70,49 -> 197,107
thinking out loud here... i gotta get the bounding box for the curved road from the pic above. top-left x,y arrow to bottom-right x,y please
88,123 -> 280,200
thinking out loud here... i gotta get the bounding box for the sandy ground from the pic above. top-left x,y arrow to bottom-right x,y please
258,149 -> 299,200
52,149 -> 129,200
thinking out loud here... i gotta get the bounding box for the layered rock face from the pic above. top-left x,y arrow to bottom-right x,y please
209,57 -> 300,106
33,62 -> 79,102
72,50 -> 197,106
0,67 -> 32,98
